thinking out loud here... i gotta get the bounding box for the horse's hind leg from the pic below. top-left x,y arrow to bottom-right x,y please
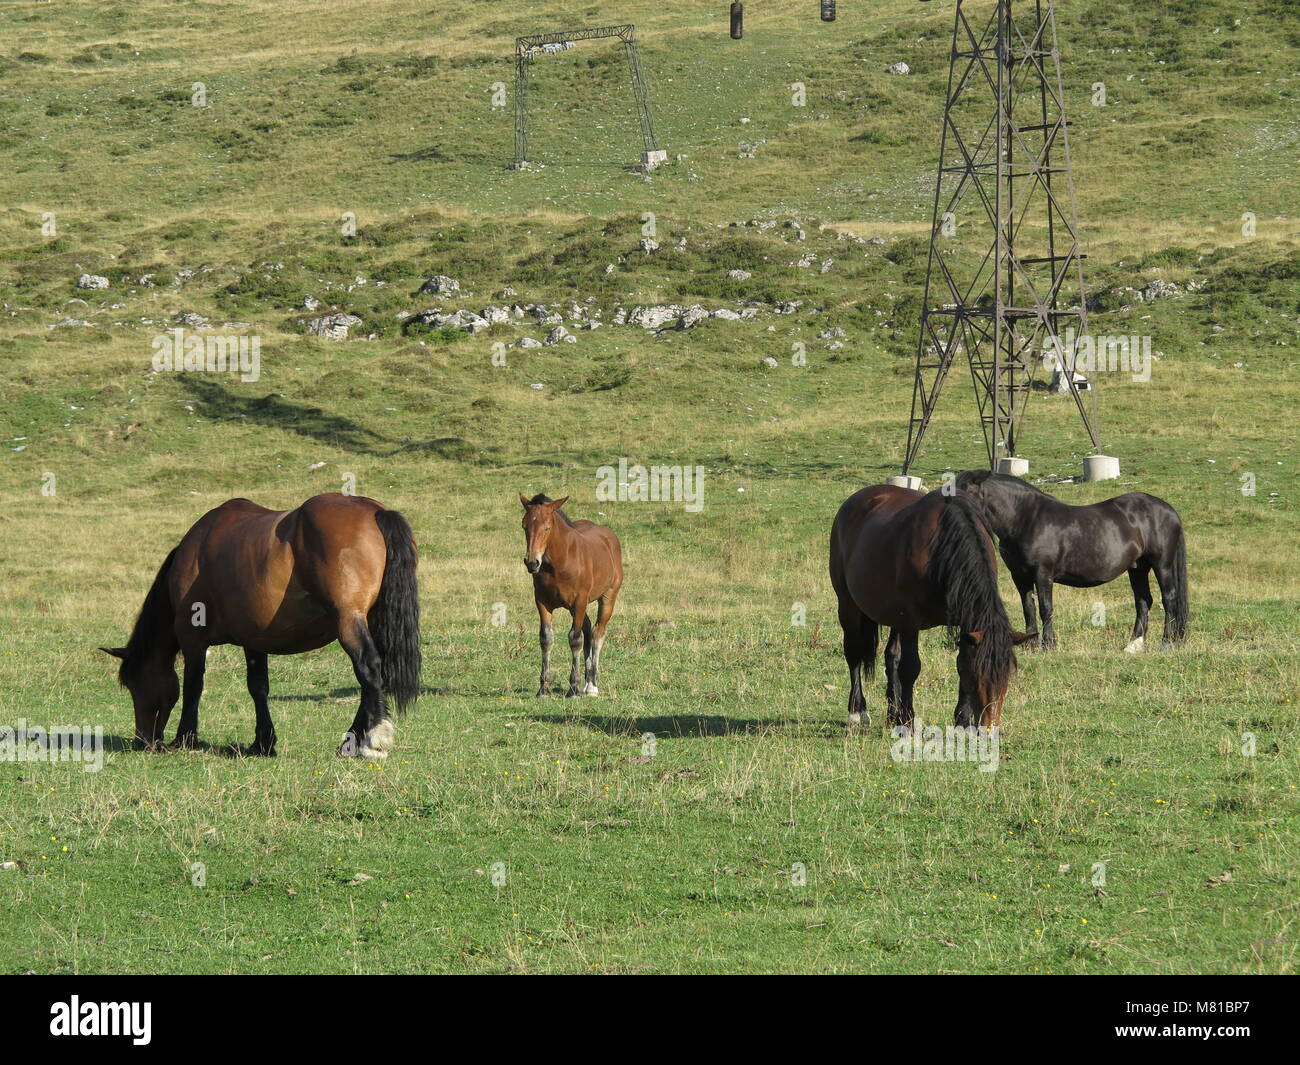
581,615 -> 594,693
838,600 -> 876,729
886,628 -> 920,732
245,650 -> 276,756
565,598 -> 589,698
1126,563 -> 1153,653
338,614 -> 392,758
584,591 -> 618,696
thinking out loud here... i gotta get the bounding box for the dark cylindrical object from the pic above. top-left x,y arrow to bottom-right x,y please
821,0 -> 837,22
730,3 -> 743,39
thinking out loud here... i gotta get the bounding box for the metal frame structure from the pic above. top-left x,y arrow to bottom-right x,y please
514,25 -> 661,167
902,0 -> 1100,473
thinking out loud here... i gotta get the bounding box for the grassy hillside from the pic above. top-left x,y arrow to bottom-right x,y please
0,0 -> 1296,973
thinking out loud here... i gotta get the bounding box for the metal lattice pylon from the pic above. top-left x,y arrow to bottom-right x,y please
514,25 -> 661,167
902,0 -> 1100,474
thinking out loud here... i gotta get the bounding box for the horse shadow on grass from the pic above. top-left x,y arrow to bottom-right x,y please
101,734 -> 275,759
530,711 -> 823,739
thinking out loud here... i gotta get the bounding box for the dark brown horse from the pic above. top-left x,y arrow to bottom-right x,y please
101,494 -> 421,757
830,484 -> 1029,731
519,494 -> 623,697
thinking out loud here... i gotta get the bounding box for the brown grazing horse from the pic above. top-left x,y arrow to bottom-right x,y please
519,494 -> 623,697
101,494 -> 421,757
830,484 -> 1030,731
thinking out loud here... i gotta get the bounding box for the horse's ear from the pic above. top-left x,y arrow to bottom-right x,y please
519,494 -> 531,508
1010,630 -> 1036,646
99,646 -> 127,659
550,496 -> 569,509
966,630 -> 984,646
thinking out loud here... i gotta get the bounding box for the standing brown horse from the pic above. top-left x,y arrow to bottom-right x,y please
830,484 -> 1029,731
519,494 -> 623,697
100,494 -> 421,757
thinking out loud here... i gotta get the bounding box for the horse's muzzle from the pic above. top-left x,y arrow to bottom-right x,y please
524,557 -> 541,574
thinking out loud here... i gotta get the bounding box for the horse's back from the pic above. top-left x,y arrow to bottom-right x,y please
570,519 -> 623,587
1108,491 -> 1184,553
172,494 -> 390,650
830,484 -> 941,627
831,484 -> 926,557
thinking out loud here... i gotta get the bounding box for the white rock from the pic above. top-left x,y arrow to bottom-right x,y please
419,274 -> 460,295
308,313 -> 362,340
677,306 -> 709,329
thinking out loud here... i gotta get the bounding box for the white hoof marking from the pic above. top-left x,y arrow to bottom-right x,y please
362,718 -> 395,754
1124,636 -> 1145,654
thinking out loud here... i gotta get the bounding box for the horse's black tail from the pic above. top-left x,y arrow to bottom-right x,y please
1166,522 -> 1189,643
931,496 -> 1015,694
370,509 -> 421,713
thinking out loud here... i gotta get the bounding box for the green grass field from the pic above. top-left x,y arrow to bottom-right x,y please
0,0 -> 1296,973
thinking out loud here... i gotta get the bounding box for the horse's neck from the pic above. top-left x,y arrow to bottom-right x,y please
993,483 -> 1041,535
547,520 -> 577,567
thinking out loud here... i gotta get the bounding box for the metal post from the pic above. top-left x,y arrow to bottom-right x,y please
902,0 -> 1101,474
514,47 -> 531,166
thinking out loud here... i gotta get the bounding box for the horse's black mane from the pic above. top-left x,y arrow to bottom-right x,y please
956,469 -> 1050,496
931,496 -> 1015,693
117,548 -> 179,684
528,493 -> 574,526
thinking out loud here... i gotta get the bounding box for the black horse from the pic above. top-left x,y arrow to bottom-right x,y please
953,471 -> 1188,651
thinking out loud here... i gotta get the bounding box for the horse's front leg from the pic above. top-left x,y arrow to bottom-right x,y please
885,628 -> 920,731
245,649 -> 277,756
1035,573 -> 1057,649
1012,570 -> 1039,645
172,646 -> 206,749
566,598 -> 589,698
536,603 -> 554,696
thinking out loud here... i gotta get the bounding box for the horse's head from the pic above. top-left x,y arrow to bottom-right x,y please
100,646 -> 179,749
951,465 -> 1040,538
519,494 -> 569,574
954,628 -> 1035,728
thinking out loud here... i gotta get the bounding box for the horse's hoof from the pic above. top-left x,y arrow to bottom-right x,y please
582,684 -> 599,696
1124,636 -> 1145,654
847,711 -> 870,730
170,734 -> 198,751
536,689 -> 551,698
